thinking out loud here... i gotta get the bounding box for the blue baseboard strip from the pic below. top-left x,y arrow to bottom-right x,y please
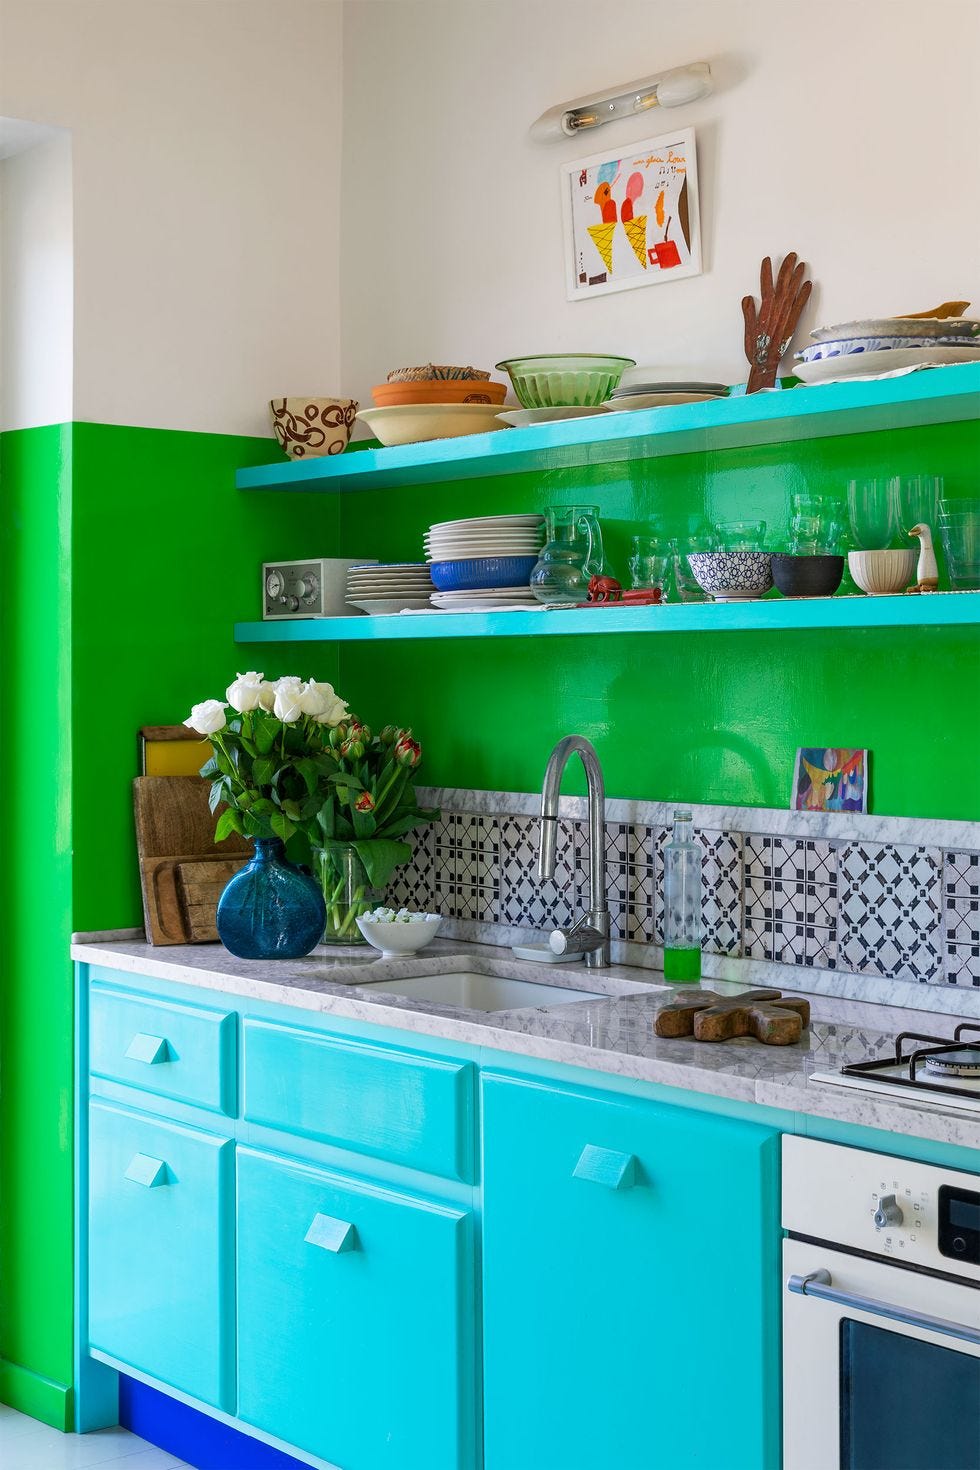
119,1377 -> 308,1470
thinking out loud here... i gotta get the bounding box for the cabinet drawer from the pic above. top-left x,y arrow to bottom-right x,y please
88,1100 -> 235,1411
90,982 -> 237,1115
237,1146 -> 477,1469
243,1018 -> 475,1180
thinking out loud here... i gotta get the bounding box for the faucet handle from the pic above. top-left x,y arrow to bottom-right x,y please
549,924 -> 607,956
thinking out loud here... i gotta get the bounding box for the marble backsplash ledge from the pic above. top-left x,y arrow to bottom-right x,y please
387,787 -> 980,998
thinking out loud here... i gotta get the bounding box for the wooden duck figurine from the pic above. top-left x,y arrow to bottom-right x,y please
908,522 -> 939,592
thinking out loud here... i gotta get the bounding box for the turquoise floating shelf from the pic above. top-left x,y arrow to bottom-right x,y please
236,591 -> 980,644
237,364 -> 980,495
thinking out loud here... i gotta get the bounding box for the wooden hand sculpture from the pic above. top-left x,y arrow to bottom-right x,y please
741,252 -> 813,393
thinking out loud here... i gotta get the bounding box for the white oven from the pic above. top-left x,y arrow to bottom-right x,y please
782,1137 -> 980,1470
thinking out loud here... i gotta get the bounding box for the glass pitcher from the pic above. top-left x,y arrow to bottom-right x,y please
530,504 -> 605,604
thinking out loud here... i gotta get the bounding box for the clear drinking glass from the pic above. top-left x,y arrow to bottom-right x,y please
672,523 -> 721,602
847,478 -> 899,549
938,516 -> 980,589
628,535 -> 669,591
719,519 -> 767,550
893,475 -> 943,532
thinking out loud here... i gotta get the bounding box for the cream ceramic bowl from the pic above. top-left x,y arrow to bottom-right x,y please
356,403 -> 508,446
848,548 -> 916,594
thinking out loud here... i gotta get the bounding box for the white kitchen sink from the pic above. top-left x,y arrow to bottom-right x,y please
355,969 -> 605,1012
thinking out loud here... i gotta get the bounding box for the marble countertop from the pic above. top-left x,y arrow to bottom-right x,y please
71,932 -> 980,1153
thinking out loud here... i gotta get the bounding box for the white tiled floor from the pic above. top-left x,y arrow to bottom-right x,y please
0,1404 -> 192,1470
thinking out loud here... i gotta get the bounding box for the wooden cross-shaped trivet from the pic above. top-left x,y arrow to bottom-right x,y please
654,988 -> 811,1046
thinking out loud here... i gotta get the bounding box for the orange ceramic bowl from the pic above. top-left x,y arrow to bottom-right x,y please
372,379 -> 507,408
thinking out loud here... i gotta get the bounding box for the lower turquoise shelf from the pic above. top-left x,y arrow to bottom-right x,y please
235,590 -> 980,642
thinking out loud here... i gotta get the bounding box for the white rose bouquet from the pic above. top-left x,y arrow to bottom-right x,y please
185,675 -> 437,945
185,671 -> 351,844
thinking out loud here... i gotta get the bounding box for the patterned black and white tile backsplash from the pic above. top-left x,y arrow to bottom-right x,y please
388,789 -> 980,989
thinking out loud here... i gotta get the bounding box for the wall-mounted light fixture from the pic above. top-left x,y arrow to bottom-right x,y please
529,62 -> 712,143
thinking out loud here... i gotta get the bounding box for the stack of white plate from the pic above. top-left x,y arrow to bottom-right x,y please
424,513 -> 544,562
603,381 -> 729,412
430,588 -> 540,612
346,562 -> 434,615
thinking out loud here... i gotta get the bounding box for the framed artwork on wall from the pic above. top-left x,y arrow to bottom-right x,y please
792,747 -> 869,814
560,126 -> 702,301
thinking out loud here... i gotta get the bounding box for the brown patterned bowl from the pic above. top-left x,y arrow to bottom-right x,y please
269,397 -> 358,459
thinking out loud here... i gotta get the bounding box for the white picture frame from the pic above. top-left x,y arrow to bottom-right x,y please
560,126 -> 702,301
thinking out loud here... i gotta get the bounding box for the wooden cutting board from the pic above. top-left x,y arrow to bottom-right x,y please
134,776 -> 250,945
654,988 -> 811,1046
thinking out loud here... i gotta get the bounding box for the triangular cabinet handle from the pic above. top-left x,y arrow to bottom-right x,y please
305,1212 -> 357,1254
573,1143 -> 638,1191
124,1033 -> 171,1065
124,1153 -> 169,1188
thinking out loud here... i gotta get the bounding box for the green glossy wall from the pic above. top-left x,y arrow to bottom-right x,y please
0,422 -> 336,1426
0,411 -> 977,1427
336,419 -> 980,819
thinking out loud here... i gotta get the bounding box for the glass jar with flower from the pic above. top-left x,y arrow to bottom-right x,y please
312,722 -> 437,945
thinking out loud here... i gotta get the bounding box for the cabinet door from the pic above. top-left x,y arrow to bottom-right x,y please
481,1074 -> 780,1470
236,1146 -> 478,1470
88,1100 -> 235,1410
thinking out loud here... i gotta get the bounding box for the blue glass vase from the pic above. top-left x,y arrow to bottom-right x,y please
216,838 -> 326,960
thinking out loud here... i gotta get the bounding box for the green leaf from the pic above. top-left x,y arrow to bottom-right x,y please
250,797 -> 277,815
254,718 -> 278,755
351,805 -> 377,839
327,770 -> 364,791
208,780 -> 225,815
214,807 -> 245,842
199,755 -> 220,781
351,838 -> 412,890
316,798 -> 337,839
375,810 -> 428,840
270,811 -> 296,842
240,737 -> 258,758
281,798 -> 302,821
295,758 -> 319,796
252,756 -> 275,788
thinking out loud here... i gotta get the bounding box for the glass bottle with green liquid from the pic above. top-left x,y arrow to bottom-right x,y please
663,810 -> 702,982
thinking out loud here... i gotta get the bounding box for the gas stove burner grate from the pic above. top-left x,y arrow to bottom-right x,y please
839,1023 -> 980,1101
921,1047 -> 980,1077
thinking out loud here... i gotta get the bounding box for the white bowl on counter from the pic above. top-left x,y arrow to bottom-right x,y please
355,913 -> 443,956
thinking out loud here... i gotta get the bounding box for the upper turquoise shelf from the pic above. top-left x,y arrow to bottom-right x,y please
238,364 -> 980,494
236,590 -> 980,643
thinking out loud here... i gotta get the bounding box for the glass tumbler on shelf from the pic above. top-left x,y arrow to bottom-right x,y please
847,478 -> 899,549
628,535 -> 669,593
719,519 -> 767,550
938,502 -> 980,589
893,475 -> 942,533
530,504 -> 605,605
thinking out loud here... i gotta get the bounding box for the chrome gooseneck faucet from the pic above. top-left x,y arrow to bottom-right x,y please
539,734 -> 610,969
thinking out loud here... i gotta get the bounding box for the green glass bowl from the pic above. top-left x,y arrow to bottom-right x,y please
495,354 -> 636,410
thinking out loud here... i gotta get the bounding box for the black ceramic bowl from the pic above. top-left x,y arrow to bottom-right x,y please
771,553 -> 844,598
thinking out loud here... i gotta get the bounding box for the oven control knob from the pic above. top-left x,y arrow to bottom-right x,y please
874,1194 -> 904,1230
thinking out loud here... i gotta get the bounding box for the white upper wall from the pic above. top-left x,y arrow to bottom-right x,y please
339,0 -> 980,403
0,0 -> 344,436
0,130 -> 73,430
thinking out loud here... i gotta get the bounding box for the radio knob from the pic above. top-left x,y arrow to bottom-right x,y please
874,1194 -> 904,1230
292,577 -> 311,597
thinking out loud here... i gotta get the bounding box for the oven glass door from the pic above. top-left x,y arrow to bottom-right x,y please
841,1319 -> 980,1469
784,1239 -> 980,1470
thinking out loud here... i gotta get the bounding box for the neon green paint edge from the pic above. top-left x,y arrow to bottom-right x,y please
0,1358 -> 72,1430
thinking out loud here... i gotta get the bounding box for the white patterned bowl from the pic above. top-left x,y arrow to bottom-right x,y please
847,548 -> 916,595
687,551 -> 773,601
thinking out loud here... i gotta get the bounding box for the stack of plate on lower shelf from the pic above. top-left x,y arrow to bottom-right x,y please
424,514 -> 544,611
346,563 -> 435,615
603,381 -> 730,412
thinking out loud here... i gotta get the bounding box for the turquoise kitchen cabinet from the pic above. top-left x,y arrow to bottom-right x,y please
87,1099 -> 235,1411
243,1016 -> 476,1180
236,1146 -> 478,1469
481,1072 -> 781,1470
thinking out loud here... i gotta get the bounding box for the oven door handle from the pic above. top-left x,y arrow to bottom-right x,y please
787,1269 -> 980,1347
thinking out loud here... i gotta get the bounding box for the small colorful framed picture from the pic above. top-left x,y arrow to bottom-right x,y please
560,126 -> 702,301
792,748 -> 868,814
